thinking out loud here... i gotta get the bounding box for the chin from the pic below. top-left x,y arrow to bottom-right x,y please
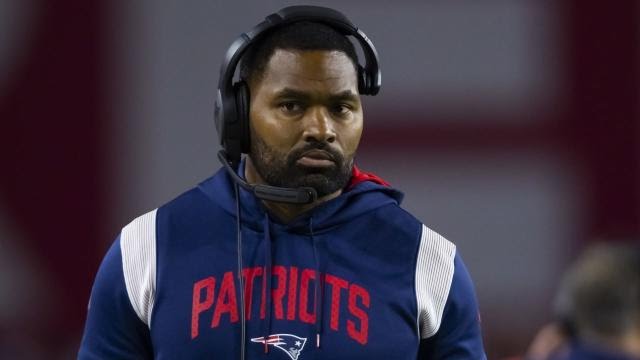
295,174 -> 344,198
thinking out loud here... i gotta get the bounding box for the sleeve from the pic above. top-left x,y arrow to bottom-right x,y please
418,253 -> 486,359
78,236 -> 153,359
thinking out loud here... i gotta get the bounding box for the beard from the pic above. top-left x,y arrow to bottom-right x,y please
249,133 -> 353,198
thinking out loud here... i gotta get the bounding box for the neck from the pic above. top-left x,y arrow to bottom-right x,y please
244,157 -> 342,223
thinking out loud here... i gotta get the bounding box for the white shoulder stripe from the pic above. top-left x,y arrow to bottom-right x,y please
120,209 -> 157,327
415,224 -> 456,339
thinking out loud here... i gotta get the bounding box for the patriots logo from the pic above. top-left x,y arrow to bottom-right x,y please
251,334 -> 307,360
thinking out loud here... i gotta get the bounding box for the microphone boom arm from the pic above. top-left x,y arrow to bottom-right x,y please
217,150 -> 317,204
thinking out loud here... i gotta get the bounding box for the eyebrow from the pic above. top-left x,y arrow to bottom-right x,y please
274,88 -> 359,102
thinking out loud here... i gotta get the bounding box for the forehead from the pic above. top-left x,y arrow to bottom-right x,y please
254,49 -> 359,94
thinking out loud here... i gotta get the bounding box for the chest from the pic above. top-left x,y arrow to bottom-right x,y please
149,219 -> 421,359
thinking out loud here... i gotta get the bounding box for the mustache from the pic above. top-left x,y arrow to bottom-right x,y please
287,142 -> 344,165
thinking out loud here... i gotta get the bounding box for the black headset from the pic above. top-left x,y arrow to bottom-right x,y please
214,5 -> 382,168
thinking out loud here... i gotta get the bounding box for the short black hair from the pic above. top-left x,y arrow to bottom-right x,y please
239,21 -> 359,85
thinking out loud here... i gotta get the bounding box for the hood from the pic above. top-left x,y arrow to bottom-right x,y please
198,161 -> 404,234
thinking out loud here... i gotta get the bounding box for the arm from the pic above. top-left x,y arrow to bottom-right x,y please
418,254 -> 486,359
78,236 -> 153,359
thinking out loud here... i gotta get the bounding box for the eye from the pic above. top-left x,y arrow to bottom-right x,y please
279,101 -> 304,115
331,103 -> 352,117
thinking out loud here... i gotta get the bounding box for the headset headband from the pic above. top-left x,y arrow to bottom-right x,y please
217,6 -> 381,98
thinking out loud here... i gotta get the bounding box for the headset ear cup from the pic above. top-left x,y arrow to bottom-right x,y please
357,65 -> 369,95
234,81 -> 251,154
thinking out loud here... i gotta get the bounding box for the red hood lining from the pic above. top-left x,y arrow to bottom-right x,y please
347,165 -> 390,190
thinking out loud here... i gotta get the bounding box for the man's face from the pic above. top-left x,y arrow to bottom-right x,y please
248,49 -> 363,197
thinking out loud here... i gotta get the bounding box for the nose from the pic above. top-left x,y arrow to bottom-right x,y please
303,107 -> 336,143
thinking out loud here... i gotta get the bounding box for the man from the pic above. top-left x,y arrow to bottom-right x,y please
79,6 -> 486,359
526,243 -> 640,360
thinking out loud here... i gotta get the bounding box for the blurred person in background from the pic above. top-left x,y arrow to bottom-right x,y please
526,243 -> 640,360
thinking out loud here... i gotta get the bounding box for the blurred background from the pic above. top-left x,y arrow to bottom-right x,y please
0,0 -> 638,358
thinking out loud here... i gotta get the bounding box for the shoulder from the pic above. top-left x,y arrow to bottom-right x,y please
414,224 -> 457,338
414,227 -> 486,358
117,173 -> 231,324
366,202 -> 424,239
80,230 -> 155,357
119,209 -> 158,326
359,201 -> 459,339
117,178 -> 220,324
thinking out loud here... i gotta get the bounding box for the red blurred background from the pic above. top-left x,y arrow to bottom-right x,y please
0,1 -> 637,358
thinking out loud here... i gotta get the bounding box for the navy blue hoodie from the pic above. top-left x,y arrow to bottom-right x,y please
79,166 -> 486,359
